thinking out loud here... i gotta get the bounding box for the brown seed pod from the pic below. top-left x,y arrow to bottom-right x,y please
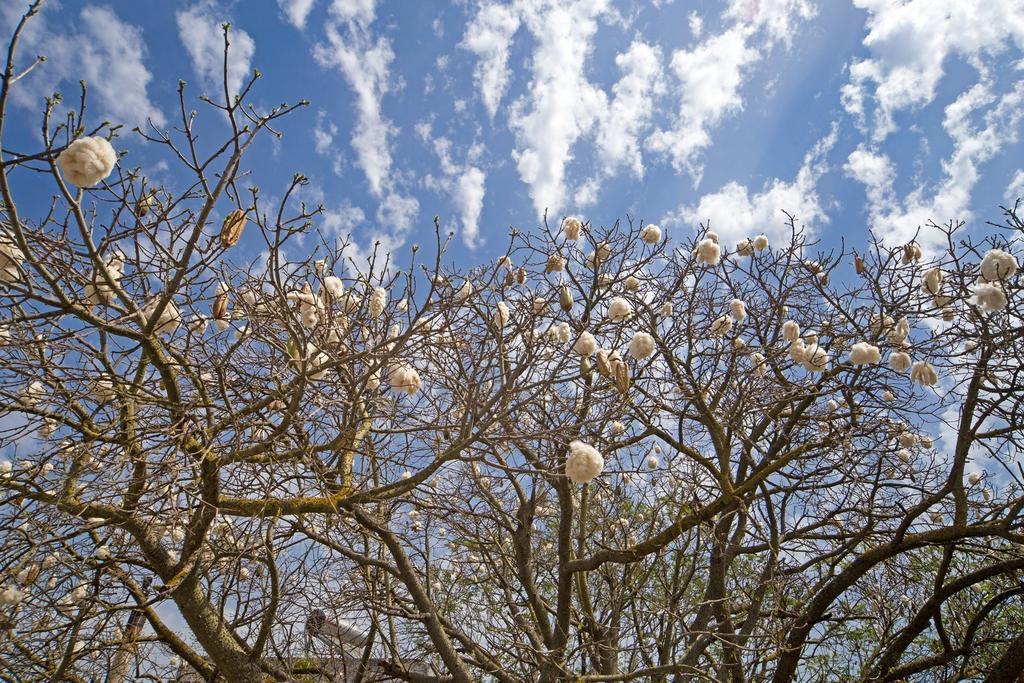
220,210 -> 247,249
854,255 -> 865,275
212,290 -> 229,321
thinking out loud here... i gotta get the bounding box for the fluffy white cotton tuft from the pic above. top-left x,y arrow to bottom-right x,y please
973,281 -> 1008,311
801,344 -> 829,373
557,321 -> 571,343
752,234 -> 769,252
640,224 -> 662,244
369,287 -> 388,318
695,238 -> 721,266
140,298 -> 181,336
781,320 -> 799,343
389,363 -> 422,395
889,351 -> 911,373
751,351 -> 767,377
493,301 -> 511,327
607,297 -> 632,322
564,217 -> 582,241
574,331 -> 597,356
921,268 -> 943,296
849,342 -> 881,365
323,276 -> 345,300
710,314 -> 733,337
910,360 -> 938,386
57,137 -> 117,188
736,239 -> 754,257
565,440 -> 603,484
980,249 -> 1018,282
627,331 -> 656,359
730,298 -> 746,321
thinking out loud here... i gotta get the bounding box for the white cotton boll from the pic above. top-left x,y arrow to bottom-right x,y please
140,298 -> 182,336
323,276 -> 344,300
801,344 -> 829,373
788,339 -> 806,362
920,435 -> 933,449
574,331 -> 597,356
751,352 -> 767,377
214,318 -> 231,332
886,316 -> 910,347
965,340 -> 977,352
532,297 -> 550,314
659,302 -> 673,317
456,280 -> 473,302
369,287 -> 387,318
922,268 -> 943,295
889,352 -> 911,373
609,421 -> 625,436
397,297 -> 408,313
493,300 -> 511,328
305,343 -> 329,380
41,462 -> 53,474
706,231 -> 719,244
95,545 -> 110,560
646,453 -> 659,469
735,239 -> 754,257
401,471 -> 413,480
882,390 -> 895,402
966,471 -> 982,486
21,380 -> 45,408
910,360 -> 938,386
730,299 -> 746,321
849,342 -> 881,365
557,322 -> 571,343
902,241 -> 922,264
980,248 -> 1018,282
565,440 -> 603,484
782,320 -> 800,343
546,253 -> 566,272
869,313 -> 894,336
898,432 -> 917,448
56,136 -> 117,188
628,331 -> 656,359
0,586 -> 24,606
695,238 -> 721,266
930,510 -> 943,524
897,449 -> 912,464
366,369 -> 381,391
973,281 -> 1008,311
607,297 -> 632,322
732,337 -> 746,350
623,275 -> 640,292
640,224 -> 661,244
0,460 -> 11,479
710,314 -> 733,337
752,235 -> 769,252
389,363 -> 422,395
564,217 -> 582,241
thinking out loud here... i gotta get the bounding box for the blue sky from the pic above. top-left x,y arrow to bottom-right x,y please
3,0 -> 1024,268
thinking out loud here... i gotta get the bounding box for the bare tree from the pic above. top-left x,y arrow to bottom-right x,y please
2,6 -> 1024,682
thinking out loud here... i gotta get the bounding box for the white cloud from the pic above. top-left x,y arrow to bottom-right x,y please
462,2 -> 521,119
312,0 -> 419,246
576,40 -> 664,208
278,0 -> 317,30
1006,169 -> 1024,203
595,41 -> 664,178
845,79 -> 1024,251
507,0 -> 611,219
313,110 -> 338,155
423,137 -> 487,248
2,4 -> 164,128
668,126 -> 837,247
646,27 -> 756,181
176,2 -> 256,97
313,12 -> 393,197
842,0 -> 1024,141
648,1 -> 815,182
